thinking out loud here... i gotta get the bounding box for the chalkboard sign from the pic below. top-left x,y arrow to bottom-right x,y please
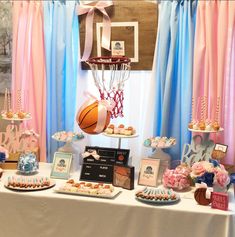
80,146 -> 130,183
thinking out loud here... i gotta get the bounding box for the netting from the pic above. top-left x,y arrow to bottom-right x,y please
86,56 -> 131,118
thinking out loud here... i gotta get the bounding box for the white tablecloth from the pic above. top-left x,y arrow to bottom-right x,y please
0,163 -> 234,237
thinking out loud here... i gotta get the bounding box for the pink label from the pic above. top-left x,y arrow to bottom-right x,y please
211,192 -> 228,211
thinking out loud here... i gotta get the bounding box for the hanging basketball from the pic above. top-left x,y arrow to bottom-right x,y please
76,97 -> 112,135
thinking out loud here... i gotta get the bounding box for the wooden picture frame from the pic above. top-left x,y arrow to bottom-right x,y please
211,143 -> 228,160
79,0 -> 158,70
214,143 -> 228,153
97,22 -> 139,62
138,158 -> 160,187
113,165 -> 134,190
50,152 -> 72,179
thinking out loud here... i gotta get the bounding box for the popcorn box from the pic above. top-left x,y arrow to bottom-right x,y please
0,147 -> 39,170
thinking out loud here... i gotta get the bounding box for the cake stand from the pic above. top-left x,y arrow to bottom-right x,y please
182,128 -> 224,166
102,133 -> 139,149
146,144 -> 176,186
1,116 -> 32,133
52,133 -> 84,172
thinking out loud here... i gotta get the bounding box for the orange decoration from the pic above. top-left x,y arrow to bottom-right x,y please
77,101 -> 110,134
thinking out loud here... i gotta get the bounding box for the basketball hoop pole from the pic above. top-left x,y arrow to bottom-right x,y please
118,137 -> 122,149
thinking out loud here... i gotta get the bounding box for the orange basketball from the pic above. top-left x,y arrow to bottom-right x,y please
194,188 -> 211,206
77,101 -> 111,134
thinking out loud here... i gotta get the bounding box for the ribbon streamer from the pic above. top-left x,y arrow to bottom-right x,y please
76,1 -> 113,61
81,150 -> 100,160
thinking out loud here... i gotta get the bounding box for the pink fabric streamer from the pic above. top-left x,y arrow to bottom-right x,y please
76,1 -> 113,61
11,1 -> 47,161
193,1 -> 235,164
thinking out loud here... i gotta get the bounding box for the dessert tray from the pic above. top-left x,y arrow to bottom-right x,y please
2,116 -> 32,121
54,180 -> 121,199
5,176 -> 55,191
188,128 -> 224,133
143,136 -> 176,149
135,187 -> 180,205
52,131 -> 84,142
1,112 -> 32,121
103,124 -> 136,136
103,133 -> 138,139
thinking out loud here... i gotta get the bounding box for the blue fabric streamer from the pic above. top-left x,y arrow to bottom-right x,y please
44,1 -> 79,162
154,0 -> 197,161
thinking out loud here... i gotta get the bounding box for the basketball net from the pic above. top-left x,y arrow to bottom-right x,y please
86,56 -> 131,118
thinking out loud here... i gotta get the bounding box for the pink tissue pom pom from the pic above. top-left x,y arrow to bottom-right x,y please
163,167 -> 190,190
214,170 -> 230,188
191,162 -> 206,178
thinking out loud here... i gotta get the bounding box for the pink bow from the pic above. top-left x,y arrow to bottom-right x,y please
76,1 -> 113,61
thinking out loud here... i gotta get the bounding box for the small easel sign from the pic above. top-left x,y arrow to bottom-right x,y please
211,192 -> 229,211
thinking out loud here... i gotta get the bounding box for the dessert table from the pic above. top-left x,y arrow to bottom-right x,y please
0,163 -> 234,237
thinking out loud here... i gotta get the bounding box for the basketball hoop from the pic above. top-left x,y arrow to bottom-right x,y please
86,56 -> 131,118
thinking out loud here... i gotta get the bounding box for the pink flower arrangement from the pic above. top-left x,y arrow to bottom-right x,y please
190,160 -> 230,189
162,164 -> 191,190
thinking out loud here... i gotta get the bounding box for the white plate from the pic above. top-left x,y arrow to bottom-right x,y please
135,188 -> 180,205
188,128 -> 224,133
2,116 -> 32,121
103,133 -> 139,139
52,134 -> 84,142
145,144 -> 176,149
136,195 -> 180,205
54,188 -> 121,199
5,180 -> 56,192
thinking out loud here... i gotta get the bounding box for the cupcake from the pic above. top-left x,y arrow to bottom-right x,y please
6,111 -> 13,118
188,122 -> 194,129
105,124 -> 114,134
199,121 -> 206,130
118,124 -> 125,135
18,111 -> 25,119
212,121 -> 220,131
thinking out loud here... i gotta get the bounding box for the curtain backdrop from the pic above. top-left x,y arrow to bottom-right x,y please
193,0 -> 235,164
153,0 -> 197,161
44,1 -> 79,162
12,1 -> 46,161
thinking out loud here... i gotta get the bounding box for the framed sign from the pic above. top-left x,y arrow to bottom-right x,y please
138,158 -> 160,187
113,165 -> 134,190
211,192 -> 229,211
97,22 -> 139,62
211,143 -> 228,160
80,146 -> 130,183
51,152 -> 72,179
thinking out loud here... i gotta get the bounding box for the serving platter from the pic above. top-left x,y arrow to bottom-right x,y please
5,180 -> 56,192
188,128 -> 224,133
2,116 -> 32,121
103,133 -> 139,139
135,187 -> 180,205
54,188 -> 121,199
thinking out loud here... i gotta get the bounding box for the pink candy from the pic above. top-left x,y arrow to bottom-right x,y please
163,165 -> 191,190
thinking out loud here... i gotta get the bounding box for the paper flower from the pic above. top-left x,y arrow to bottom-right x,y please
162,164 -> 191,190
190,160 -> 230,189
191,162 -> 206,178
